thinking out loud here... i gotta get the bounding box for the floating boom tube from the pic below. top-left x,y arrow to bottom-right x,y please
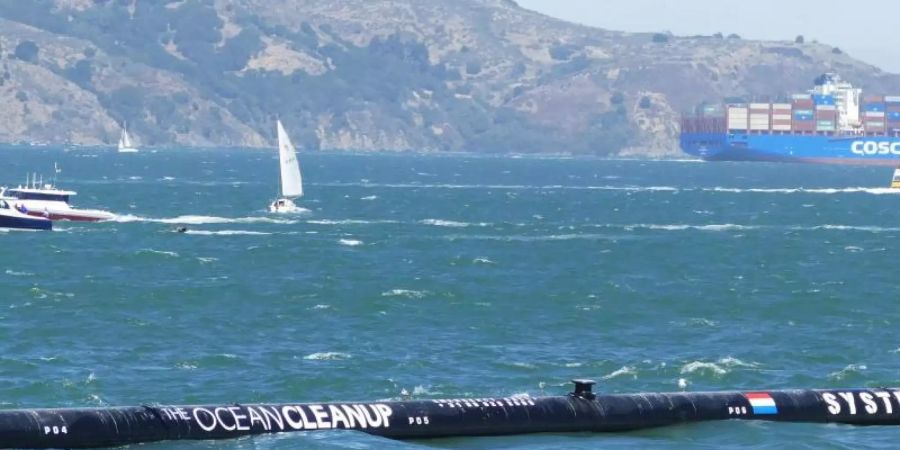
2,380 -> 900,448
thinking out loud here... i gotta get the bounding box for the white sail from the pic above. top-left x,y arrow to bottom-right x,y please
118,123 -> 137,152
276,120 -> 303,198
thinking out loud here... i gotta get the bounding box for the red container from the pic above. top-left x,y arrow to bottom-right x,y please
792,122 -> 816,132
887,105 -> 900,113
864,95 -> 885,103
815,111 -> 837,120
772,119 -> 792,126
792,99 -> 814,108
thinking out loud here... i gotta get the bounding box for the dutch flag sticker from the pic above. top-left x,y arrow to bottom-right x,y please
744,392 -> 778,415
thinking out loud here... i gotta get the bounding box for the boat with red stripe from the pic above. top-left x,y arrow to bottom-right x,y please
3,170 -> 114,222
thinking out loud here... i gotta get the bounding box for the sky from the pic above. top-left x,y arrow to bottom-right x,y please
516,0 -> 899,73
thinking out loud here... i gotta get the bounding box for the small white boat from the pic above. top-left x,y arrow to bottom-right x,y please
269,120 -> 304,213
118,122 -> 139,153
4,171 -> 115,222
0,197 -> 51,230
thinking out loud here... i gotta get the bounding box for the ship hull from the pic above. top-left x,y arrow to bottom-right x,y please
681,132 -> 900,165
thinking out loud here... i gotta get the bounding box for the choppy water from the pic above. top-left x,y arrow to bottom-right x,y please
1,147 -> 900,448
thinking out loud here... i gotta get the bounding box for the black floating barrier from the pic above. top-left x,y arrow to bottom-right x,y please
2,380 -> 900,449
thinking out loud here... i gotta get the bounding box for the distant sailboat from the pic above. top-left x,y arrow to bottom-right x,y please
892,166 -> 900,189
268,120 -> 304,213
117,122 -> 138,153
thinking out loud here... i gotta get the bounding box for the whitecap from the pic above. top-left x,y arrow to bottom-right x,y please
185,230 -> 272,236
5,269 -> 34,277
303,352 -> 351,361
361,195 -> 378,201
829,364 -> 867,380
708,186 -> 900,195
412,385 -> 436,395
307,219 -> 398,225
137,249 -> 179,258
381,289 -> 429,299
601,366 -> 637,380
810,225 -> 900,233
339,239 -> 364,247
113,215 -> 297,225
473,257 -> 495,264
421,219 -> 484,227
641,224 -> 756,232
680,361 -> 727,376
717,357 -> 758,368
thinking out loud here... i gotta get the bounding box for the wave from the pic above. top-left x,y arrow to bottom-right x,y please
709,186 -> 900,195
807,224 -> 900,232
307,219 -> 399,225
135,249 -> 179,258
185,230 -> 272,236
4,269 -> 34,277
113,215 -> 298,225
339,238 -> 364,247
381,289 -> 430,299
420,219 -> 489,228
636,224 -> 756,232
601,366 -> 638,380
679,361 -> 728,376
318,182 -> 681,192
447,234 -> 620,242
829,364 -> 867,381
303,352 -> 351,361
319,181 -> 900,195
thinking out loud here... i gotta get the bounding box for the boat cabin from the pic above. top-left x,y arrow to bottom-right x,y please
7,187 -> 76,203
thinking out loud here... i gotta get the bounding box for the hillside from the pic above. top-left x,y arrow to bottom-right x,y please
0,0 -> 899,155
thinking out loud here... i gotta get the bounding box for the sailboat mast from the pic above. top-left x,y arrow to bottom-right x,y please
276,120 -> 283,198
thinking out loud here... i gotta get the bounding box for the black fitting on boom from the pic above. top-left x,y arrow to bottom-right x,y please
571,379 -> 596,399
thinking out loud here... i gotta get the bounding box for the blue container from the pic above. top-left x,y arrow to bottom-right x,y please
794,112 -> 814,121
888,111 -> 900,121
864,104 -> 886,112
812,94 -> 835,105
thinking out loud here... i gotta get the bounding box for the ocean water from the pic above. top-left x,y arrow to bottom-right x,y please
1,147 -> 899,449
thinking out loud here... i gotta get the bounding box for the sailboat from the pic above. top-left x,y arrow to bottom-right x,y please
117,122 -> 138,153
892,166 -> 900,189
268,119 -> 304,213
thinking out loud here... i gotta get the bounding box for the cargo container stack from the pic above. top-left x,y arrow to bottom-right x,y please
813,94 -> 836,132
726,105 -> 748,131
886,96 -> 900,134
862,95 -> 886,134
771,103 -> 792,132
791,95 -> 815,133
749,103 -> 770,132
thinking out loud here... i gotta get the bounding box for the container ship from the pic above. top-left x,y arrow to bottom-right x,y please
680,73 -> 900,164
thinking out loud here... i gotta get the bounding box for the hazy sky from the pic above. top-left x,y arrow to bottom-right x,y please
516,0 -> 899,73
